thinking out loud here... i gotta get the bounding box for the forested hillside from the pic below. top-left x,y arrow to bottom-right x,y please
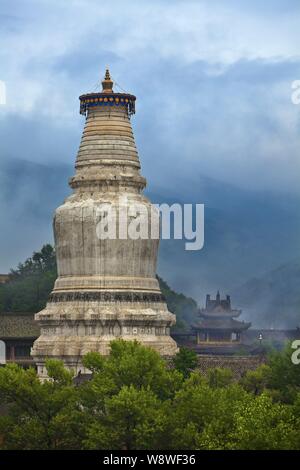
0,245 -> 199,329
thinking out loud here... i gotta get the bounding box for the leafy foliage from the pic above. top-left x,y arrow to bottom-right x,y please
207,367 -> 234,389
0,340 -> 300,450
173,347 -> 198,378
264,344 -> 300,403
0,361 -> 82,449
0,244 -> 57,313
240,364 -> 272,395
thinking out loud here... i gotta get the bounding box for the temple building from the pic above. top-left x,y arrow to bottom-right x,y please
0,313 -> 39,367
193,291 -> 251,350
31,70 -> 177,377
0,274 -> 9,284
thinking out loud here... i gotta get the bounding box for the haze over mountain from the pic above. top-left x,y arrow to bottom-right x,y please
1,157 -> 299,327
233,259 -> 300,329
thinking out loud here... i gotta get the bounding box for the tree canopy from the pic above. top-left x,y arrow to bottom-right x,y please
0,340 -> 299,450
0,244 -> 57,313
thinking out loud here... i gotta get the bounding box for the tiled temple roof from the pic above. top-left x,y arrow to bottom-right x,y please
193,317 -> 251,331
0,313 -> 40,339
199,308 -> 242,319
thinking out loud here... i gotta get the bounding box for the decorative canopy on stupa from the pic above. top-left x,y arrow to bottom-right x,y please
79,68 -> 136,116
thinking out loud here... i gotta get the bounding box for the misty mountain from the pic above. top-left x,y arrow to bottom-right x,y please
0,157 -> 71,221
233,259 -> 300,329
0,157 -> 71,270
148,176 -> 300,306
1,157 -> 300,328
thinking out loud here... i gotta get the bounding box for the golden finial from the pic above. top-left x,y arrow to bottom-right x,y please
102,68 -> 113,93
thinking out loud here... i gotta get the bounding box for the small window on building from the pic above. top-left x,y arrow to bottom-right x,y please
15,345 -> 31,358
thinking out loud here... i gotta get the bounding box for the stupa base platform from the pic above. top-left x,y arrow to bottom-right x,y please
32,301 -> 178,377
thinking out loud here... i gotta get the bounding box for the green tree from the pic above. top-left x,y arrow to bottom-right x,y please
207,367 -> 233,389
228,393 -> 297,450
168,372 -> 248,449
84,386 -> 170,450
266,343 -> 300,403
0,361 -> 85,450
168,373 -> 297,450
173,347 -> 198,378
240,364 -> 272,395
80,340 -> 183,450
83,339 -> 183,401
0,340 -> 299,450
0,244 -> 57,313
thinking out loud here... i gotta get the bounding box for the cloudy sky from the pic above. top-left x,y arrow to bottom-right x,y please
0,0 -> 300,278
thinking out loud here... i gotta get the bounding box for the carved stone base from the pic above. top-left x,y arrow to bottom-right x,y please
31,299 -> 178,377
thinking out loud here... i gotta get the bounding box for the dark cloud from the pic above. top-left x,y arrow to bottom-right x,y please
0,0 -> 300,321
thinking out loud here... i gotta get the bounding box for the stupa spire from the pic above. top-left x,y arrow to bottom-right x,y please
101,67 -> 114,93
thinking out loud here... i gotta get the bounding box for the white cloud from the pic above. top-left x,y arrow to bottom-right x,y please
1,0 -> 300,116
0,0 -> 300,195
